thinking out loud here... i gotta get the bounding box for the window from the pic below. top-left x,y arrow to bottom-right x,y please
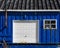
13,20 -> 39,43
43,19 -> 57,29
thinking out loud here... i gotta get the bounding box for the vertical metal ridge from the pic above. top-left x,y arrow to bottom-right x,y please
29,0 -> 31,9
50,16 -> 52,43
45,0 -> 48,9
39,0 -> 42,9
0,0 -> 60,9
12,0 -> 15,9
26,0 -> 30,9
33,0 -> 35,9
37,0 -> 39,9
52,0 -> 56,9
9,0 -> 11,9
31,0 -> 33,9
42,0 -> 46,9
54,16 -> 56,43
24,0 -> 27,9
16,0 -> 19,9
18,0 -> 22,9
49,0 -> 52,9
35,0 -> 37,9
17,0 -> 19,9
55,0 -> 60,9
7,0 -> 11,9
35,0 -> 39,9
59,13 -> 60,42
40,0 -> 44,9
54,0 -> 59,9
22,0 -> 26,9
45,16 -> 47,43
9,0 -> 15,9
1,0 -> 5,9
58,0 -> 60,9
50,0 -> 55,9
0,0 -> 3,9
21,0 -> 23,9
46,0 -> 50,9
13,0 -> 18,9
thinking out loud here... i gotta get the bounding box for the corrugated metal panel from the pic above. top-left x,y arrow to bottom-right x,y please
0,11 -> 60,48
0,0 -> 60,9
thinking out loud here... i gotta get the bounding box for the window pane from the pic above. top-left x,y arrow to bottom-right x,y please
51,20 -> 56,24
51,25 -> 56,28
45,21 -> 50,24
45,25 -> 50,29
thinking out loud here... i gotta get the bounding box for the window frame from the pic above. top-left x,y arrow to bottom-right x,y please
43,19 -> 57,29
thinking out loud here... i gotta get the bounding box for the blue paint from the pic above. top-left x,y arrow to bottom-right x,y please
0,11 -> 60,48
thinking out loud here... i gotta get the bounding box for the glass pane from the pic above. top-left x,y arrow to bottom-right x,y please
51,20 -> 56,24
45,21 -> 50,24
45,25 -> 50,29
51,25 -> 56,28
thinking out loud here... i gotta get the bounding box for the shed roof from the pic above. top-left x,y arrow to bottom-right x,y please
0,0 -> 60,10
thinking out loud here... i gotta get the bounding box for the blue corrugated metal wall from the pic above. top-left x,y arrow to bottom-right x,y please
0,11 -> 60,48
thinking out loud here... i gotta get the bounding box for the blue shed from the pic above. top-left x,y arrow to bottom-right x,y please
0,10 -> 60,48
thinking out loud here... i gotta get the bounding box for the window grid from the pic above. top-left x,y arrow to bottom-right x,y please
44,19 -> 57,29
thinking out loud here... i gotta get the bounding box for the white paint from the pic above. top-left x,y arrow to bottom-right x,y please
0,9 -> 60,12
13,21 -> 37,43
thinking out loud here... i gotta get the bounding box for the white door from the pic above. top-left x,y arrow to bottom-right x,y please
13,20 -> 39,43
